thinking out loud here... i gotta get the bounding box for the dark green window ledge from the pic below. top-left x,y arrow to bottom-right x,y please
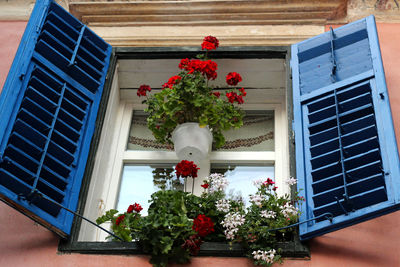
58,239 -> 309,258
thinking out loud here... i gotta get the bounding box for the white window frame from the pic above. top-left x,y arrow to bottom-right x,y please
79,61 -> 289,242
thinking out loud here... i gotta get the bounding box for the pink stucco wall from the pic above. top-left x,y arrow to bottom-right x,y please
0,22 -> 399,267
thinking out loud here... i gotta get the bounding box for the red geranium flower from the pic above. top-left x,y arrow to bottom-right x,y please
226,72 -> 242,86
226,92 -> 236,103
182,234 -> 203,255
263,178 -> 275,186
127,203 -> 143,213
236,95 -> 244,104
226,91 -> 244,104
202,60 -> 218,80
201,36 -> 219,51
162,75 -> 182,89
239,87 -> 247,96
201,183 -> 209,189
192,214 -> 215,237
127,205 -> 134,213
212,92 -> 220,98
115,215 -> 125,226
133,203 -> 143,212
175,160 -> 199,178
179,59 -> 218,80
179,58 -> 190,69
137,84 -> 151,97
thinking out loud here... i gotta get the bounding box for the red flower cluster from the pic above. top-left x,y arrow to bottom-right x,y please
192,214 -> 215,237
162,75 -> 182,89
201,183 -> 209,189
263,178 -> 275,186
115,215 -> 125,226
181,235 -> 203,255
137,84 -> 151,97
212,92 -> 220,98
201,36 -> 219,51
179,58 -> 218,80
175,160 -> 199,178
226,92 -> 244,104
127,203 -> 143,213
226,72 -> 242,86
239,87 -> 247,96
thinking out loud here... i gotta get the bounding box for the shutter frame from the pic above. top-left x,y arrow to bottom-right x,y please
292,15 -> 400,240
0,0 -> 112,237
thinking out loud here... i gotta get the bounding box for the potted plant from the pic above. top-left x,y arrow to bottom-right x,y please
97,161 -> 304,267
137,36 -> 246,161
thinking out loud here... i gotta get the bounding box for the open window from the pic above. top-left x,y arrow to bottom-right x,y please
78,56 -> 290,241
0,0 -> 399,253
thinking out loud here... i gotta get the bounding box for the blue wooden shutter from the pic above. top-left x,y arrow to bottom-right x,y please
0,0 -> 111,237
292,16 -> 400,240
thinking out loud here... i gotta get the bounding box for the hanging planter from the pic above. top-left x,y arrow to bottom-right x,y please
137,36 -> 246,152
172,122 -> 213,162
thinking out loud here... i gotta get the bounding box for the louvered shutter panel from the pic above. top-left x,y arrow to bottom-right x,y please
0,0 -> 112,237
292,16 -> 400,240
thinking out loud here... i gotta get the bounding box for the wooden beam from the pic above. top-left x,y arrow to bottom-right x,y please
69,0 -> 348,26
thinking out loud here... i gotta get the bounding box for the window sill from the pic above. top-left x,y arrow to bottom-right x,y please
58,239 -> 309,258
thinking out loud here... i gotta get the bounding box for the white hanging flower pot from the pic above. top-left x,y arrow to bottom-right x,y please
171,122 -> 213,162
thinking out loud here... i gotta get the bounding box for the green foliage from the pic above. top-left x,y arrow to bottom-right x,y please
139,190 -> 194,267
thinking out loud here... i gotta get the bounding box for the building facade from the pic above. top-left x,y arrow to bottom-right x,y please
0,1 -> 400,266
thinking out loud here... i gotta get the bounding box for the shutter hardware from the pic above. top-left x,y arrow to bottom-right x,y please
17,189 -> 124,241
329,27 -> 337,83
334,196 -> 354,216
264,212 -> 334,232
68,26 -> 86,67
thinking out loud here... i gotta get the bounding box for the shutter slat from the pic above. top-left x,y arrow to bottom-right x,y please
292,16 -> 400,240
2,158 -> 36,184
0,0 -> 111,237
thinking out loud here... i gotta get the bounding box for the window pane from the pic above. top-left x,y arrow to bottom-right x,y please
211,164 -> 275,206
127,111 -> 172,151
215,110 -> 274,151
116,165 -> 181,215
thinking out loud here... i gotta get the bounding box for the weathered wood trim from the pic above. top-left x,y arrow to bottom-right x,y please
69,0 -> 347,26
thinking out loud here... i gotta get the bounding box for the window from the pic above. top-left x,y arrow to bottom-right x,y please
78,56 -> 291,242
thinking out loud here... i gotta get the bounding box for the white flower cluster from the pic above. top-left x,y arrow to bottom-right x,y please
252,179 -> 264,187
252,249 -> 276,264
261,210 -> 276,219
221,212 -> 245,240
286,177 -> 297,186
205,173 -> 229,193
249,194 -> 264,207
280,203 -> 298,219
215,199 -> 231,213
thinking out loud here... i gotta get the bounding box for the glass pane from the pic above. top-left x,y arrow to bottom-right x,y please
215,110 -> 274,151
117,165 -> 182,215
127,111 -> 172,151
211,164 -> 275,206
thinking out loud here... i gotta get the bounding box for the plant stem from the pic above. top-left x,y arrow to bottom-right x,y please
184,177 -> 187,192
